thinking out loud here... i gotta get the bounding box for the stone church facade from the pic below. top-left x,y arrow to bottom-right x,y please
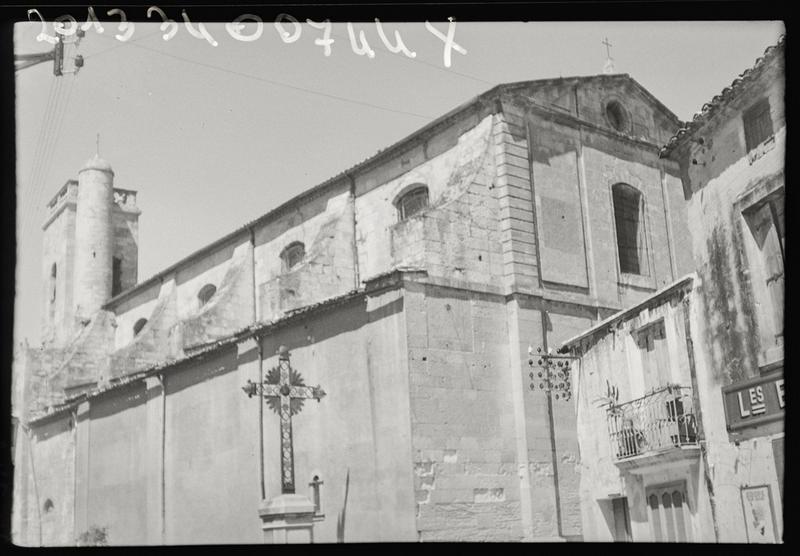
13,73 -> 691,544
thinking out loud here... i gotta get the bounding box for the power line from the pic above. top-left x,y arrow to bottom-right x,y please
84,28 -> 165,61
121,39 -> 436,121
328,26 -> 494,86
22,77 -> 62,226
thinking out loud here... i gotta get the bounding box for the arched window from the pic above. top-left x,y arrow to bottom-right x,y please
43,498 -> 54,514
612,183 -> 645,275
281,242 -> 305,272
396,185 -> 429,221
49,263 -> 57,303
133,318 -> 148,336
198,284 -> 217,307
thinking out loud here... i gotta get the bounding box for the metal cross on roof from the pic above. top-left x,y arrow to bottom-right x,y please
602,37 -> 616,74
242,345 -> 326,494
602,37 -> 613,58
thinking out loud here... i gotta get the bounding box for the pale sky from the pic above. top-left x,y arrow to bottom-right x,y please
14,20 -> 785,345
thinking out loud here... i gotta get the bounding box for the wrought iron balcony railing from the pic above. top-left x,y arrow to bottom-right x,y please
607,385 -> 699,461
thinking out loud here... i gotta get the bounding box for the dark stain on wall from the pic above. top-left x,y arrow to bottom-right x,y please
701,225 -> 759,384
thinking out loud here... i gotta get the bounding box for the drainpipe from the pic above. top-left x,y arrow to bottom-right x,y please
347,174 -> 360,291
245,231 -> 266,501
72,409 -> 78,543
23,424 -> 43,546
681,294 -> 719,542
158,372 -> 167,543
257,336 -> 265,500
250,228 -> 259,323
540,308 -> 564,539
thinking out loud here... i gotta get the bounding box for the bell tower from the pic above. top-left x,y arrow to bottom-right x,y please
40,154 -> 140,346
73,154 -> 115,321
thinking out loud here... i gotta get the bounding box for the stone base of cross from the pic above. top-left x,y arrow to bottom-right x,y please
258,494 -> 316,544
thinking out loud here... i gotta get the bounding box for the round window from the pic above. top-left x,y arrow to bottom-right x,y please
605,100 -> 630,133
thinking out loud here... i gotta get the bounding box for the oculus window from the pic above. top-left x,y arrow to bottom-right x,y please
605,100 -> 631,133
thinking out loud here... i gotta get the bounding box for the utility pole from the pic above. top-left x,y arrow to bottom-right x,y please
15,29 -> 85,75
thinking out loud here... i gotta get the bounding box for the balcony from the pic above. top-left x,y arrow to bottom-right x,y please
607,386 -> 700,472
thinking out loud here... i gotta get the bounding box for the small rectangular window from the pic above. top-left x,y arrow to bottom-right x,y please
743,99 -> 774,153
112,257 -> 122,297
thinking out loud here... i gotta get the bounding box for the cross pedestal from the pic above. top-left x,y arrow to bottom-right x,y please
258,494 -> 316,544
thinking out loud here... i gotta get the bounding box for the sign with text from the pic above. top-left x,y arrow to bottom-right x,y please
722,370 -> 784,433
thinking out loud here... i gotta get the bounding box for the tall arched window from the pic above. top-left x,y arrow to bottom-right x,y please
198,284 -> 217,307
281,242 -> 305,272
49,263 -> 57,303
395,185 -> 429,221
133,318 -> 148,336
612,183 -> 645,275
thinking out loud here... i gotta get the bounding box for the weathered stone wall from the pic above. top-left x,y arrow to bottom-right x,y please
82,383 -> 148,545
111,281 -> 161,350
677,54 -> 785,379
40,189 -> 77,346
13,415 -> 76,546
181,241 -> 255,349
493,92 -> 688,315
356,112 -> 496,283
110,281 -> 180,377
163,346 -> 263,544
669,45 -> 785,543
259,289 -> 417,542
404,282 -> 522,541
112,204 -> 139,293
390,115 -> 502,287
257,189 -> 356,320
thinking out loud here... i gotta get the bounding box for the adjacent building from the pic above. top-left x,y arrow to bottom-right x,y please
560,37 -> 785,543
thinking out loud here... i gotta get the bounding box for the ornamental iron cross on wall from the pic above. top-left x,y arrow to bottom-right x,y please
242,345 -> 326,494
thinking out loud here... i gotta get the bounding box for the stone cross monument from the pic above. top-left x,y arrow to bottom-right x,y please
242,345 -> 326,543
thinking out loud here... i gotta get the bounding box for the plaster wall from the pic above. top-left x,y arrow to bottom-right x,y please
258,290 -> 417,542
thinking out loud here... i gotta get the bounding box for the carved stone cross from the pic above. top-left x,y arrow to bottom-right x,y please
243,345 -> 326,494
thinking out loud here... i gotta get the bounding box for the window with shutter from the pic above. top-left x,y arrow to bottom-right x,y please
743,99 -> 774,153
637,320 -> 670,391
612,183 -> 647,276
743,193 -> 784,344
